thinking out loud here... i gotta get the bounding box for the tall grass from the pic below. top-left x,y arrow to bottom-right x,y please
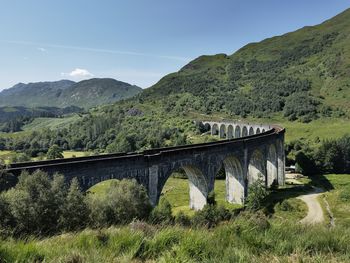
1,214 -> 350,262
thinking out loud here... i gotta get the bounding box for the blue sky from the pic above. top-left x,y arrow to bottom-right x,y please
0,0 -> 349,90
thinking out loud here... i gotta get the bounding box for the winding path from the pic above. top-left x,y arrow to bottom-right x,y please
297,187 -> 325,224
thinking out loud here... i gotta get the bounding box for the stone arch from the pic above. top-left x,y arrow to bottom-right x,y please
262,129 -> 266,133
227,125 -> 234,139
266,144 -> 278,187
249,127 -> 254,136
182,165 -> 208,210
223,155 -> 245,204
276,139 -> 285,186
248,149 -> 266,185
256,128 -> 261,134
159,164 -> 209,211
234,126 -> 241,138
212,123 -> 219,135
203,123 -> 211,133
219,124 -> 226,139
242,126 -> 248,137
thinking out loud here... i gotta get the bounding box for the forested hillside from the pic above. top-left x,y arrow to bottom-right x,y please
0,106 -> 83,133
142,8 -> 350,122
0,78 -> 142,109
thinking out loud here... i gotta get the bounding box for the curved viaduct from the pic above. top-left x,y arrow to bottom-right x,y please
5,120 -> 285,210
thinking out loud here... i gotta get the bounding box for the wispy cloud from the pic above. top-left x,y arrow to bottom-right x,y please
2,40 -> 190,62
37,47 -> 48,53
61,68 -> 94,78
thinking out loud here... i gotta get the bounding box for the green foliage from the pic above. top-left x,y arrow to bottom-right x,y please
149,198 -> 173,225
88,179 -> 152,227
174,211 -> 191,226
315,135 -> 350,173
295,151 -> 317,175
46,144 -> 64,159
245,176 -> 268,211
59,178 -> 89,231
191,204 -> 230,228
4,170 -> 65,235
9,153 -> 31,163
0,168 -> 16,192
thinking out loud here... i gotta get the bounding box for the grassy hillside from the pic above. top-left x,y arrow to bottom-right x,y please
142,8 -> 350,121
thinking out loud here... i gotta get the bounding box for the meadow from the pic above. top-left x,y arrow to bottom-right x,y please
1,174 -> 350,262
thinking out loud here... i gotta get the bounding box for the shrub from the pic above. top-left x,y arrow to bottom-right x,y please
175,211 -> 191,226
0,169 -> 17,192
88,179 -> 152,227
47,144 -> 64,160
191,204 -> 230,228
59,178 -> 89,231
149,198 -> 173,225
245,176 -> 268,211
276,200 -> 294,211
4,170 -> 64,235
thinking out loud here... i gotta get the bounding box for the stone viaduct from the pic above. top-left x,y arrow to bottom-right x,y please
5,120 -> 285,210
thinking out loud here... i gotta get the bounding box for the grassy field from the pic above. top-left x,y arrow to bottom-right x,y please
22,116 -> 81,131
0,150 -> 89,164
321,174 -> 350,227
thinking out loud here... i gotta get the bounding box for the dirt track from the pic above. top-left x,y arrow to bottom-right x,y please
297,187 -> 324,224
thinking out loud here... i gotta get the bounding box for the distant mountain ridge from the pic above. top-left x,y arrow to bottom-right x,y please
0,78 -> 142,109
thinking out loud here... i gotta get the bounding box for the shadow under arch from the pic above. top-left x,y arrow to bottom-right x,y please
212,123 -> 219,136
235,126 -> 241,138
219,124 -> 226,138
203,123 -> 211,133
249,127 -> 254,136
242,126 -> 248,137
267,144 -> 278,186
223,155 -> 245,204
256,128 -> 261,134
227,125 -> 234,139
248,149 -> 266,186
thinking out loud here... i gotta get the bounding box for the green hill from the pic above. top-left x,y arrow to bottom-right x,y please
0,78 -> 142,109
142,8 -> 350,122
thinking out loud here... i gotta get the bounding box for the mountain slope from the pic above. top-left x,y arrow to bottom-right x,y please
0,78 -> 142,109
142,8 -> 350,121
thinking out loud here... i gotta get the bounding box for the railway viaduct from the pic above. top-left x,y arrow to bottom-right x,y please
5,120 -> 285,210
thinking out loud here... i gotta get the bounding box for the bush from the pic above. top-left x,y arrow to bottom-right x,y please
149,198 -> 173,225
175,211 -> 191,226
0,194 -> 14,234
59,178 -> 89,231
47,145 -> 64,160
4,170 -> 65,235
88,179 -> 152,227
191,204 -> 230,228
0,169 -> 17,192
245,176 -> 268,211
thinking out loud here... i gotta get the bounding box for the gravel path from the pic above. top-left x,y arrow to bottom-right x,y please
297,187 -> 325,224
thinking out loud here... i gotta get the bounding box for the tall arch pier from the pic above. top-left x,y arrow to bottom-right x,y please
6,120 -> 285,210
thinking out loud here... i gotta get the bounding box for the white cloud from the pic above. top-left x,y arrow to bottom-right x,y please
37,47 -> 47,53
62,68 -> 94,78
